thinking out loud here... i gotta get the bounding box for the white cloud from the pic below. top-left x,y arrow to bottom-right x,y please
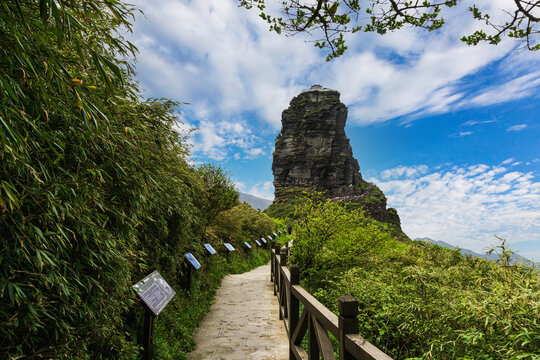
380,165 -> 428,179
369,163 -> 540,257
244,147 -> 264,159
462,120 -> 496,126
501,158 -> 515,165
451,131 -> 473,137
128,0 -> 540,131
193,119 -> 265,161
463,72 -> 540,107
507,124 -> 528,132
129,0 -> 315,128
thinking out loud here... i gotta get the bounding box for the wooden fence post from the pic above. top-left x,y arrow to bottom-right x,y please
338,295 -> 359,360
289,264 -> 300,360
280,248 -> 288,267
270,240 -> 275,282
279,248 -> 288,320
274,243 -> 280,295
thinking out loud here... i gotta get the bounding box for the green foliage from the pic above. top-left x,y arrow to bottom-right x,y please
0,0 -> 272,358
290,193 -> 393,287
240,0 -> 539,60
302,235 -> 540,359
270,216 -> 288,232
197,163 -> 240,236
288,194 -> 539,358
265,186 -> 308,219
207,202 -> 274,246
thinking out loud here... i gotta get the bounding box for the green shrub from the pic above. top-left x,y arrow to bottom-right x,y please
0,1 -> 272,358
305,238 -> 540,359
290,193 -> 393,287
209,202 -> 274,245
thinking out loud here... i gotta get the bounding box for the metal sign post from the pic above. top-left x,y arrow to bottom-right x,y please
133,271 -> 176,360
223,243 -> 235,262
184,253 -> 202,290
142,306 -> 154,360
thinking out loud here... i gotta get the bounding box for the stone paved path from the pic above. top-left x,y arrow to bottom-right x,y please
187,263 -> 288,360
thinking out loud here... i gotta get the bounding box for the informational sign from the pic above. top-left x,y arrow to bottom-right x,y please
261,237 -> 267,244
224,243 -> 235,251
133,271 -> 176,316
278,230 -> 282,234
243,241 -> 252,249
255,240 -> 261,246
273,232 -> 278,237
204,243 -> 217,255
267,235 -> 273,241
184,253 -> 202,270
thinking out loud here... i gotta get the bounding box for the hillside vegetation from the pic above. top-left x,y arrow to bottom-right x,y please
0,1 -> 275,358
290,196 -> 540,360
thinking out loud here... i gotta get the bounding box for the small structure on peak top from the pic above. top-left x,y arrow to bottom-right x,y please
267,86 -> 401,229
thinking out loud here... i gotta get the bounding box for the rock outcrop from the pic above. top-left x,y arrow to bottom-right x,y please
267,85 -> 401,227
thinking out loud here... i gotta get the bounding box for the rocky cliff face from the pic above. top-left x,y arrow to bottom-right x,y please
268,86 -> 400,227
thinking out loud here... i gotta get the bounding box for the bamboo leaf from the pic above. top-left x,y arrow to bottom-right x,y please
39,0 -> 48,25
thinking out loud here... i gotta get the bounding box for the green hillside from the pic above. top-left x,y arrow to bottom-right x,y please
289,195 -> 540,359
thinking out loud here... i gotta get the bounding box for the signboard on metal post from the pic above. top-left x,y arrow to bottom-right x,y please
261,237 -> 267,244
203,243 -> 216,255
224,243 -> 235,251
243,241 -> 252,249
133,271 -> 176,360
184,253 -> 202,270
273,232 -> 278,237
255,240 -> 261,247
133,271 -> 176,316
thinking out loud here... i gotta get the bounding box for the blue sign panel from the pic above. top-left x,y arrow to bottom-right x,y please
204,243 -> 216,255
133,271 -> 176,316
255,240 -> 261,246
273,232 -> 278,237
261,237 -> 267,244
267,235 -> 272,241
243,241 -> 252,249
184,253 -> 202,270
224,243 -> 235,251
278,230 -> 282,234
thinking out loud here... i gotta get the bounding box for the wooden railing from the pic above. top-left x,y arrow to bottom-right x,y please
271,242 -> 393,360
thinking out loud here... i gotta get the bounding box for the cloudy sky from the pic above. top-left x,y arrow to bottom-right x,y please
126,0 -> 539,260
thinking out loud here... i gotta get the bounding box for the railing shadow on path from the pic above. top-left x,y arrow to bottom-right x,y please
271,241 -> 394,360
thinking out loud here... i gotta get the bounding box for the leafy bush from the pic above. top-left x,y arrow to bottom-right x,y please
0,1 -> 273,358
209,202 -> 274,246
300,233 -> 540,359
290,193 -> 393,287
289,195 -> 539,359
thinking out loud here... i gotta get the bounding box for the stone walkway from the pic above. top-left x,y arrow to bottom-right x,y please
187,264 -> 289,360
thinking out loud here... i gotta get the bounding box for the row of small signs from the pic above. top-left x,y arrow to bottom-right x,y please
132,229 -> 287,358
133,230 -> 286,316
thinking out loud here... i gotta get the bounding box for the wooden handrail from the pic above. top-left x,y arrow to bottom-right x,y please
271,246 -> 394,360
291,285 -> 339,335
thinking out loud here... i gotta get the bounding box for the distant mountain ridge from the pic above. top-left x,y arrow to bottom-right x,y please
415,237 -> 534,264
239,192 -> 272,210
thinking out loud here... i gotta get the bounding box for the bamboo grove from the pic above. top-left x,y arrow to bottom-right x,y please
0,1 -> 274,358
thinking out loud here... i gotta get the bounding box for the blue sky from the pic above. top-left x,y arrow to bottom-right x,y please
126,0 -> 539,260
